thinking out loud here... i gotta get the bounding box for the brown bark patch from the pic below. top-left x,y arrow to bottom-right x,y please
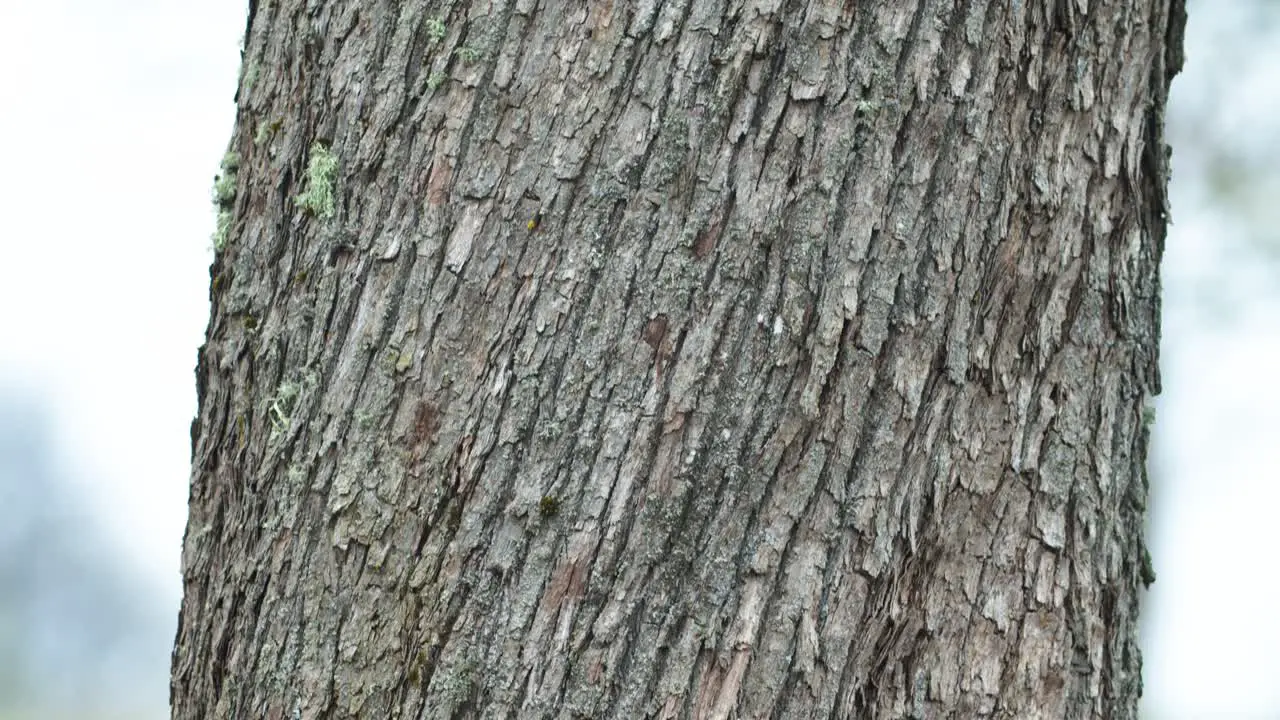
537,553 -> 588,618
642,314 -> 676,382
642,314 -> 670,352
412,400 -> 441,446
693,214 -> 723,260
426,156 -> 452,207
587,0 -> 615,33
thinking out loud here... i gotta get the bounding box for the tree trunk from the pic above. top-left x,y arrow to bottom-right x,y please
173,0 -> 1184,717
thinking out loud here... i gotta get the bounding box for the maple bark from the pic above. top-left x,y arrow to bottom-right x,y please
173,0 -> 1184,717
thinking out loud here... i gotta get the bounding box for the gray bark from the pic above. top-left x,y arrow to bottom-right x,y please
173,0 -> 1184,717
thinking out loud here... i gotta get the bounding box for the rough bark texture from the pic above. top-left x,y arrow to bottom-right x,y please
173,0 -> 1183,717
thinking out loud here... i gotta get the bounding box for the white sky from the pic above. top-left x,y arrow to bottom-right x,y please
0,1 -> 1275,718
0,0 -> 242,591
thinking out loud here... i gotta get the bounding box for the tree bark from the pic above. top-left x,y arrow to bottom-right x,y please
173,0 -> 1184,717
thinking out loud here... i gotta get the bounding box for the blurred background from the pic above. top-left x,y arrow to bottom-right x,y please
0,1 -> 1275,718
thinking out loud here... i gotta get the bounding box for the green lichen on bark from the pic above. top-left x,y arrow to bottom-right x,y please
212,209 -> 234,251
295,143 -> 339,218
210,151 -> 241,250
425,16 -> 446,43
